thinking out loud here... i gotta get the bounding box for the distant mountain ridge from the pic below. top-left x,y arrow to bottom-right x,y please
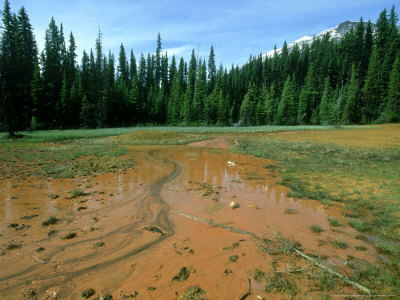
264,21 -> 376,58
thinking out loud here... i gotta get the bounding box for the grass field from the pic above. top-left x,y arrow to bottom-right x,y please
0,124 -> 373,143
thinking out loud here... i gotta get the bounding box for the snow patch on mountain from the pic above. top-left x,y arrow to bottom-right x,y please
264,21 -> 362,59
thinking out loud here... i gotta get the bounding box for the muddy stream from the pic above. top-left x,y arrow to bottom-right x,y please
0,145 -> 374,299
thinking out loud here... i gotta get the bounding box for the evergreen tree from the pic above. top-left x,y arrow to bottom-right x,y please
297,64 -> 318,124
30,60 -> 43,125
385,53 -> 400,122
129,49 -> 137,81
0,0 -> 19,136
41,17 -> 64,127
362,48 -> 381,122
193,60 -> 207,123
94,29 -> 105,127
265,84 -> 277,124
118,43 -> 129,85
16,6 -> 38,128
183,50 -> 197,123
240,83 -> 258,125
69,73 -> 83,127
167,72 -> 182,124
130,74 -> 140,123
275,75 -> 297,125
342,64 -> 359,123
208,45 -> 216,93
319,77 -> 332,124
256,86 -> 268,125
155,33 -> 162,88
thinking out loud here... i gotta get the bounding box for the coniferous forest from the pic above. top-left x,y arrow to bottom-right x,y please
1,0 -> 400,137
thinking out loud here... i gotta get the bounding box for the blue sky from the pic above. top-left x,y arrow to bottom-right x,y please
9,0 -> 397,67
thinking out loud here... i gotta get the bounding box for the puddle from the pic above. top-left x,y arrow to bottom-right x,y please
0,145 -> 375,299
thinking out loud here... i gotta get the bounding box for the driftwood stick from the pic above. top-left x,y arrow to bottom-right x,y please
172,209 -> 372,295
279,239 -> 372,295
171,209 -> 258,238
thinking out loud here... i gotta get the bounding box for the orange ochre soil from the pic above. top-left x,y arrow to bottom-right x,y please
0,129 -> 385,299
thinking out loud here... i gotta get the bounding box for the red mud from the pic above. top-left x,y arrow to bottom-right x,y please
0,145 -> 375,299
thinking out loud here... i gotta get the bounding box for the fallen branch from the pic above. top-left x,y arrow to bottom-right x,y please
280,239 -> 372,295
171,210 -> 258,238
172,209 -> 373,295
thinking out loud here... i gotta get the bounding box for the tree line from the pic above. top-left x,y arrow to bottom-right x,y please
1,0 -> 399,137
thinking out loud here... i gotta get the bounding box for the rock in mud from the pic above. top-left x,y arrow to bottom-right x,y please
229,201 -> 239,209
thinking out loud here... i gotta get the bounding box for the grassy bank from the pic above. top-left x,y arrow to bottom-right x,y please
0,125 -> 372,143
237,135 -> 400,295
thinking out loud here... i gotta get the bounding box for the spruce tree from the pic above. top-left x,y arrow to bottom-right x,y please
256,86 -> 268,125
208,45 -> 216,93
193,60 -> 207,123
118,43 -> 129,85
362,48 -> 381,122
155,33 -> 162,88
319,77 -> 332,124
275,75 -> 297,125
240,83 -> 257,126
30,60 -> 43,124
342,64 -> 359,123
297,64 -> 318,124
16,6 -> 38,128
385,53 -> 400,122
41,17 -> 65,127
129,49 -> 137,81
0,0 -> 19,136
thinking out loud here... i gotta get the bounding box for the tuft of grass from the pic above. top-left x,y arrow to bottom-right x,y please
81,288 -> 95,299
172,266 -> 192,282
42,216 -> 59,226
355,245 -> 367,251
47,193 -> 59,199
284,208 -> 297,214
62,232 -> 77,239
47,230 -> 57,237
6,241 -> 22,250
328,218 -> 341,227
178,285 -> 206,300
332,238 -> 348,249
93,242 -> 105,248
310,224 -> 324,233
254,269 -> 266,283
229,255 -> 239,262
264,272 -> 299,297
348,219 -> 372,232
316,270 -> 336,291
71,189 -> 86,198
375,241 -> 400,255
21,214 -> 38,220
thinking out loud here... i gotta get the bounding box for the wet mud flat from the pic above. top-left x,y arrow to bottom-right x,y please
0,144 -> 376,299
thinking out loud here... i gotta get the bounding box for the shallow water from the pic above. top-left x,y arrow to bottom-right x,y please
0,145 -> 374,299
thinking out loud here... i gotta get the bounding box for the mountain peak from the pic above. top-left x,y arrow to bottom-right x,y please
264,21 -> 371,59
